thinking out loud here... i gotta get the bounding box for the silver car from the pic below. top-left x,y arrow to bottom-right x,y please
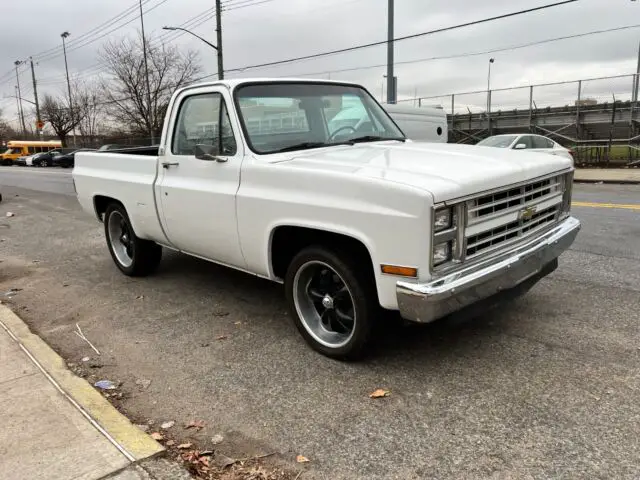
477,134 -> 574,164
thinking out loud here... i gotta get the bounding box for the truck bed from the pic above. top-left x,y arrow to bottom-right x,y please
73,150 -> 168,244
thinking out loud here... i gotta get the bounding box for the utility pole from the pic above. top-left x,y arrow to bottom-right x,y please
215,0 -> 224,80
60,32 -> 76,147
139,0 -> 155,144
14,86 -> 23,135
487,58 -> 495,135
386,0 -> 394,104
14,61 -> 27,136
29,57 -> 42,138
633,39 -> 640,104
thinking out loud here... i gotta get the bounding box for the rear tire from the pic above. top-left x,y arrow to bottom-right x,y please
104,203 -> 162,276
284,246 -> 379,360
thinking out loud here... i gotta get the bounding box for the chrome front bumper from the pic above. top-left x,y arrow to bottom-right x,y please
397,216 -> 581,323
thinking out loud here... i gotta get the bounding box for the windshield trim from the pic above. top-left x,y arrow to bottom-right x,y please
232,80 -> 406,156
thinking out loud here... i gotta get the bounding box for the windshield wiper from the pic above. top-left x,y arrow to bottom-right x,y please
270,142 -> 330,153
348,135 -> 406,144
270,140 -> 354,154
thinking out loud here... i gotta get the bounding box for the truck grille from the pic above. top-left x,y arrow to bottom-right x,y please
464,174 -> 565,258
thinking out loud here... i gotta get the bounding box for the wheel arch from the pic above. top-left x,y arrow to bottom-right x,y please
268,223 -> 379,303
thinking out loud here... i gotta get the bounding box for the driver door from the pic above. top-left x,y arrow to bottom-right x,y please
156,87 -> 246,269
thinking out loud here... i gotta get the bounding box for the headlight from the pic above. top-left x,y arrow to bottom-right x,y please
434,208 -> 453,232
433,241 -> 452,266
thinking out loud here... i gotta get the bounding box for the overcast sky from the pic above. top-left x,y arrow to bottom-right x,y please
1,0 -> 638,128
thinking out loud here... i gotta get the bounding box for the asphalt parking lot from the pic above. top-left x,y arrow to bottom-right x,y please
1,170 -> 639,479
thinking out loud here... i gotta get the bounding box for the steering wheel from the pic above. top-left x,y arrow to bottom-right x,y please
329,125 -> 357,141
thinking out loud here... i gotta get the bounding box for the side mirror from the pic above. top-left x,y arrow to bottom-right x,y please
194,144 -> 227,163
514,143 -> 527,150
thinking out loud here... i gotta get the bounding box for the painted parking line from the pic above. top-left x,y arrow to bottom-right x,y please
572,201 -> 640,211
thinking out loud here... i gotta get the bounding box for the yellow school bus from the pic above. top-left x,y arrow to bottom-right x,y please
0,140 -> 62,165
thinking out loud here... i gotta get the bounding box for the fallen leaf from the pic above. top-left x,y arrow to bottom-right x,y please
200,450 -> 214,456
234,321 -> 242,325
211,434 -> 224,445
296,455 -> 310,463
200,456 -> 210,468
161,420 -> 175,429
6,212 -> 14,217
177,442 -> 193,449
150,432 -> 164,441
136,295 -> 144,300
185,419 -> 206,430
369,388 -> 390,399
215,335 -> 228,341
214,452 -> 237,468
81,356 -> 90,362
165,440 -> 176,447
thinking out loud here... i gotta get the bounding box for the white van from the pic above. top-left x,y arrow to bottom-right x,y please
382,104 -> 448,143
327,102 -> 448,143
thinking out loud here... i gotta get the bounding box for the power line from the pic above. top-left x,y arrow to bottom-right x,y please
33,0 -> 154,62
36,0 -> 168,63
286,23 -> 640,78
223,0 -> 579,74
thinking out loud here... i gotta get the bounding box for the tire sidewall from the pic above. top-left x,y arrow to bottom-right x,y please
104,205 -> 137,275
284,246 -> 376,360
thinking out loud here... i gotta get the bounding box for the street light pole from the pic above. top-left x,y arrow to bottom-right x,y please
162,26 -> 219,51
60,32 -> 76,147
139,0 -> 155,144
163,25 -> 221,79
14,61 -> 27,136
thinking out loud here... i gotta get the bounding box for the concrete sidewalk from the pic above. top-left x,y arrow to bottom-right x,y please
574,168 -> 640,184
0,306 -> 188,480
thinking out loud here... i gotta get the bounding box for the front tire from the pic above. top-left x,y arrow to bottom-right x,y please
104,204 -> 162,276
284,246 -> 379,360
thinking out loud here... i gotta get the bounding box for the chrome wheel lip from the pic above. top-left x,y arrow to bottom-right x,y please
107,211 -> 134,268
292,260 -> 356,349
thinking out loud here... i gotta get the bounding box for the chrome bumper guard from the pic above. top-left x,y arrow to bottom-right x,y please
397,216 -> 581,323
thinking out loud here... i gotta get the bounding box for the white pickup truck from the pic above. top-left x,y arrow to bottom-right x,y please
73,78 -> 580,359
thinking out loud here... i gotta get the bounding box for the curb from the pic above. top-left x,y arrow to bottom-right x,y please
0,304 -> 164,463
574,179 -> 640,185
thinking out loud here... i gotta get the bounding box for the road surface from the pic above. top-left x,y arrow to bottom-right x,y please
0,169 -> 639,479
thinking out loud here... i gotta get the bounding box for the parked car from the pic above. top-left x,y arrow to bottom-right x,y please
53,148 -> 95,168
30,151 -> 56,167
477,134 -> 574,163
15,155 -> 29,166
97,144 -> 128,152
73,78 -> 580,359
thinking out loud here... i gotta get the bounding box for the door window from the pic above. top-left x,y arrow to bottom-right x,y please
532,136 -> 554,149
515,136 -> 533,149
172,93 -> 237,156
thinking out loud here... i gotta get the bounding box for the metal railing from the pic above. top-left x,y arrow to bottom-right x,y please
398,73 -> 640,166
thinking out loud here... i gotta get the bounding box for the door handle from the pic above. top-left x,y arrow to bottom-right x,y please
162,162 -> 179,169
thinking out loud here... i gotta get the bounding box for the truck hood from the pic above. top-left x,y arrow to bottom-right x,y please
269,141 -> 572,202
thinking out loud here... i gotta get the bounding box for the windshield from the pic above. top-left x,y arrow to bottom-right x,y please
477,135 -> 518,148
234,82 -> 404,154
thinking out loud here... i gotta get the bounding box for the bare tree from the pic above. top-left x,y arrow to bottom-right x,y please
0,109 -> 17,143
41,94 -> 82,147
99,34 -> 202,140
75,81 -> 106,146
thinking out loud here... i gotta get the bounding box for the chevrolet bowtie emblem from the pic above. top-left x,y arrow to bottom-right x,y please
519,205 -> 537,220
